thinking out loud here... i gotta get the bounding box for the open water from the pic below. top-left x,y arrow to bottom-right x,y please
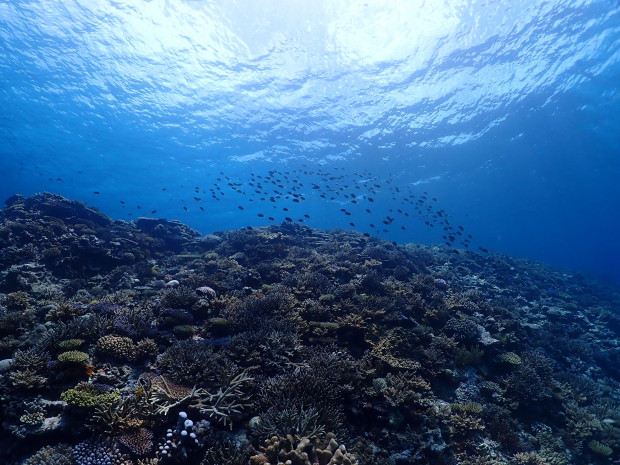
1,0 -> 620,283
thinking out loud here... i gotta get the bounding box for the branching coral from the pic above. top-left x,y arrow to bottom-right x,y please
194,371 -> 254,429
252,405 -> 326,440
90,388 -> 155,435
382,371 -> 432,409
61,382 -> 120,408
96,334 -> 136,360
24,444 -> 73,465
58,350 -> 89,363
147,374 -> 197,415
156,338 -> 233,386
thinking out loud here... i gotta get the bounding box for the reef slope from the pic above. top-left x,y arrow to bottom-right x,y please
0,193 -> 619,465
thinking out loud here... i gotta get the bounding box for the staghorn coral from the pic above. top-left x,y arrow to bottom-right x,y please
193,371 -> 254,429
449,410 -> 485,438
90,386 -> 156,435
382,371 -> 432,409
12,346 -> 50,371
160,285 -> 199,310
10,368 -> 47,390
45,301 -> 85,321
252,405 -> 326,440
222,288 -> 298,332
504,351 -> 554,408
147,374 -> 197,415
156,338 -> 233,386
228,321 -> 303,375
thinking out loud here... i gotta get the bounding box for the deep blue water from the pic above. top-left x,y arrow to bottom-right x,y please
1,0 -> 620,284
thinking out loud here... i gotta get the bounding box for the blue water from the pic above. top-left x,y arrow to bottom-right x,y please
1,0 -> 620,284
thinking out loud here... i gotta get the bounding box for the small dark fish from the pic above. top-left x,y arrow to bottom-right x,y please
93,191 -> 100,194
151,210 -> 157,214
304,214 -> 310,218
285,217 -> 293,222
183,206 -> 188,211
238,206 -> 244,210
283,207 -> 289,211
257,213 -> 265,217
120,200 -> 125,204
268,216 -> 275,221
368,197 -> 375,202
199,206 -> 204,211
194,197 -> 201,201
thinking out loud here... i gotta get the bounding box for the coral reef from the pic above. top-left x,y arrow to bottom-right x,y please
0,193 -> 619,465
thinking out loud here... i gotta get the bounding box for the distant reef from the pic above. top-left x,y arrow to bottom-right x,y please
0,192 -> 619,465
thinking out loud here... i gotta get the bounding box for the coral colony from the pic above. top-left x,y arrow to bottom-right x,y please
0,193 -> 619,465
